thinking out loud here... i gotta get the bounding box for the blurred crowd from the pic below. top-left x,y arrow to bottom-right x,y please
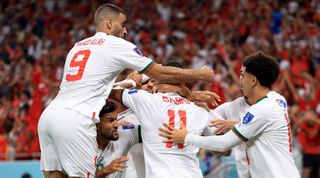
0,0 -> 319,176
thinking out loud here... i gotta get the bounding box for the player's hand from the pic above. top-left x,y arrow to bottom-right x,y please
195,102 -> 211,111
113,79 -> 136,89
102,156 -> 129,174
159,121 -> 188,144
209,119 -> 238,135
127,71 -> 142,88
190,90 -> 221,106
199,66 -> 214,83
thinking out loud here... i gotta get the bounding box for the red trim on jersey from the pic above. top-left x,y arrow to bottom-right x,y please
143,63 -> 155,73
284,114 -> 293,153
94,155 -> 98,167
87,172 -> 90,178
92,112 -> 96,121
166,110 -> 175,148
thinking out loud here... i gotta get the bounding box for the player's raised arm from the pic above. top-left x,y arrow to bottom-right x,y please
144,64 -> 214,84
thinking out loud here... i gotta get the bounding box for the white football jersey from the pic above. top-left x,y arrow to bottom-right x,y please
48,32 -> 153,122
232,96 -> 299,178
96,126 -> 139,178
210,91 -> 289,178
122,90 -> 211,178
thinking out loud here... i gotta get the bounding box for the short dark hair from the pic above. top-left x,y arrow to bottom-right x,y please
99,101 -> 116,118
94,3 -> 126,25
243,52 -> 280,88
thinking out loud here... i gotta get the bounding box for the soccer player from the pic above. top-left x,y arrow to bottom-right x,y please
209,90 -> 288,178
119,76 -> 156,178
95,101 -> 140,178
111,63 -> 215,178
160,52 -> 300,178
96,75 -> 155,178
37,3 -> 214,178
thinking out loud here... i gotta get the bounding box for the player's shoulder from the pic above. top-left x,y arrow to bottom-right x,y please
106,35 -> 136,47
252,97 -> 281,114
267,91 -> 287,102
267,91 -> 288,110
229,97 -> 247,107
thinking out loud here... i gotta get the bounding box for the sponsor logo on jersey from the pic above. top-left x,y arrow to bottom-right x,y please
276,99 -> 287,109
122,124 -> 135,130
242,112 -> 254,124
128,90 -> 138,94
133,47 -> 143,56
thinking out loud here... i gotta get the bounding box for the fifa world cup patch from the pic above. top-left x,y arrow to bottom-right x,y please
242,112 -> 254,124
133,47 -> 143,56
276,99 -> 287,109
128,90 -> 138,94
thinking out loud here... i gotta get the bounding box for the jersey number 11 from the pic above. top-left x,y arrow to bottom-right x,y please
166,110 -> 187,149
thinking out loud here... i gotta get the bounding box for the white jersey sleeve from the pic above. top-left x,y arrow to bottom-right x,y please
210,102 -> 232,120
209,97 -> 249,122
109,36 -> 154,73
232,97 -> 273,142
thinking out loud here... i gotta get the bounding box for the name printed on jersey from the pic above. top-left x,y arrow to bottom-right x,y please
242,112 -> 254,124
128,90 -> 138,94
162,96 -> 190,105
75,38 -> 106,46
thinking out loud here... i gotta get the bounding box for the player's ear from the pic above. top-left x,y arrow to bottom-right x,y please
251,75 -> 257,87
105,18 -> 113,30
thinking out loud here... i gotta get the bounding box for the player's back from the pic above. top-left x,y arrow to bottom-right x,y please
122,90 -> 209,178
48,32 -> 152,121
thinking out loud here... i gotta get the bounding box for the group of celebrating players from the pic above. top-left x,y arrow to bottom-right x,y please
37,3 -> 300,178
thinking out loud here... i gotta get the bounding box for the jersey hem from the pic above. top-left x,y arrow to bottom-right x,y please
232,127 -> 248,142
139,60 -> 154,73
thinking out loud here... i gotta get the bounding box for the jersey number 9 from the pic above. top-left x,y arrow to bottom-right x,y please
66,49 -> 91,82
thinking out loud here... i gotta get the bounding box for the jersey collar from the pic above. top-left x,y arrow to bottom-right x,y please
98,142 -> 109,150
255,96 -> 268,104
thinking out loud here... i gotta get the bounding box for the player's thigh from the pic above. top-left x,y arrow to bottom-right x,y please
44,171 -> 67,178
50,109 -> 98,177
38,108 -> 63,172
